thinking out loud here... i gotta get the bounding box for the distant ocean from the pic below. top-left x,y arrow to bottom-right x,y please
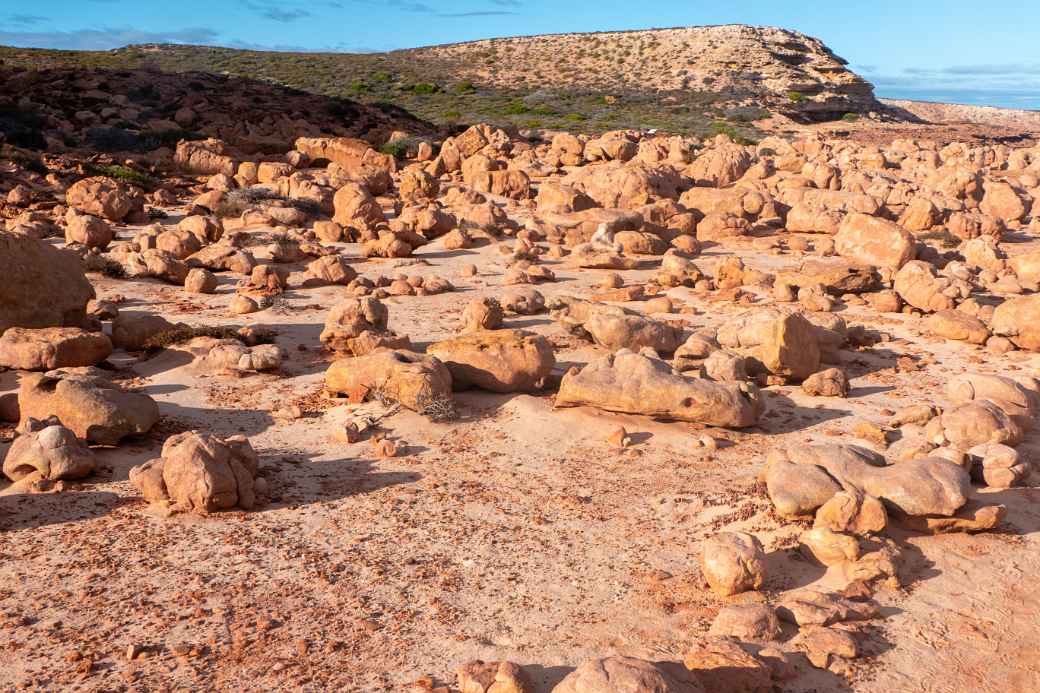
876,88 -> 1039,111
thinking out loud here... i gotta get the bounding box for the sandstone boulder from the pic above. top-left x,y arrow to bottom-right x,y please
682,637 -> 772,693
325,350 -> 452,412
553,656 -> 703,693
556,350 -> 763,427
1,234 -> 95,335
319,298 -> 410,356
716,309 -> 821,381
428,329 -> 554,393
65,176 -> 133,222
893,260 -> 957,313
992,295 -> 1040,351
0,327 -> 112,371
130,431 -> 262,513
3,418 -> 96,481
699,531 -> 766,597
926,310 -> 989,344
457,660 -> 531,693
834,213 -> 915,270
19,370 -> 159,445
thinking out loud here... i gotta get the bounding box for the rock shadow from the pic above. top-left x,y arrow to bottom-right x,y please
524,664 -> 576,693
260,456 -> 421,509
753,392 -> 850,434
0,490 -> 128,532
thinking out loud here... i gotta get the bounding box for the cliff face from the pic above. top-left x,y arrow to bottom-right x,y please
404,24 -> 882,121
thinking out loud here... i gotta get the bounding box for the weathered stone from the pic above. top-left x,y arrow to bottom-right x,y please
700,531 -> 766,597
428,329 -> 554,393
130,431 -> 261,513
457,660 -> 531,693
556,350 -> 763,428
682,637 -> 772,693
325,350 -> 452,412
19,370 -> 159,445
0,327 -> 112,371
834,213 -> 915,270
1,234 -> 95,335
709,604 -> 781,641
553,656 -> 704,693
3,418 -> 95,481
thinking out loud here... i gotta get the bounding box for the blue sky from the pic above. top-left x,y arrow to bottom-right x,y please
1,0 -> 1038,108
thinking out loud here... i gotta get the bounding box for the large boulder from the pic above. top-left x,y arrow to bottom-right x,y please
428,329 -> 554,393
2,417 -> 96,481
700,531 -> 766,597
332,182 -> 385,229
174,139 -> 238,176
940,400 -> 1024,450
680,187 -> 773,221
553,656 -> 704,693
683,638 -> 772,693
1,233 -> 95,335
833,213 -> 916,270
130,431 -> 262,513
775,259 -> 878,294
555,350 -> 763,428
926,310 -> 989,344
992,295 -> 1040,351
980,180 -> 1026,223
767,444 -> 970,517
325,350 -> 452,411
457,660 -> 531,693
716,309 -> 821,381
65,176 -> 134,222
553,300 -> 683,354
319,298 -> 410,356
571,161 -> 682,210
18,370 -> 159,445
893,260 -> 957,313
111,312 -> 181,351
0,327 -> 112,370
760,456 -> 842,517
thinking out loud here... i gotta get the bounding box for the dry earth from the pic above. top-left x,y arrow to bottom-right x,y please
2,205 -> 1040,692
2,111 -> 1040,693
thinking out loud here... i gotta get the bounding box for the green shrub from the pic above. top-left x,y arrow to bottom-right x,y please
85,163 -> 156,188
407,82 -> 439,94
378,140 -> 410,158
504,101 -> 531,115
787,91 -> 806,103
842,112 -> 860,122
453,80 -> 476,94
709,121 -> 757,146
565,113 -> 587,122
348,79 -> 370,94
442,109 -> 462,120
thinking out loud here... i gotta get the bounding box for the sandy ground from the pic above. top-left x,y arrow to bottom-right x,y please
1,198 -> 1039,691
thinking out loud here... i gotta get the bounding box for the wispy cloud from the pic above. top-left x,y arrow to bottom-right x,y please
6,14 -> 48,26
0,27 -> 220,51
240,0 -> 313,22
438,10 -> 518,17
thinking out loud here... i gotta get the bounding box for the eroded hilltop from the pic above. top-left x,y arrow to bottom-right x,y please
0,25 -> 885,137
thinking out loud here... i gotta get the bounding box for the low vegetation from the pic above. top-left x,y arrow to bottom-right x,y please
0,44 -> 765,139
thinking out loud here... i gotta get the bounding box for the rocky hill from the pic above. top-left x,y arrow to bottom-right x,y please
0,65 -> 436,155
405,25 -> 881,120
0,25 -> 884,141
